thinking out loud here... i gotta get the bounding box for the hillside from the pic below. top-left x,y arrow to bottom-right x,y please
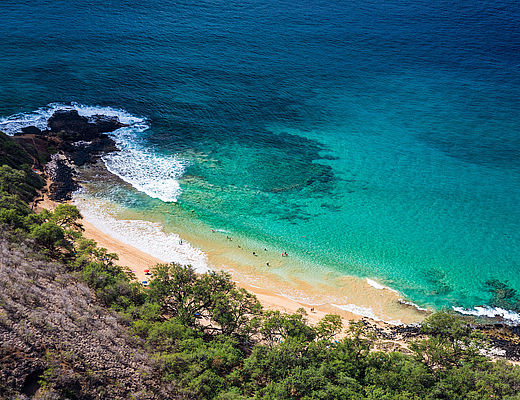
0,236 -> 175,399
0,116 -> 519,399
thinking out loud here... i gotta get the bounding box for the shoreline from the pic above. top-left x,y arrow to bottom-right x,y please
17,105 -> 518,329
37,182 -> 429,328
13,105 -> 427,328
80,217 -> 420,326
37,195 -> 348,326
13,103 -> 501,328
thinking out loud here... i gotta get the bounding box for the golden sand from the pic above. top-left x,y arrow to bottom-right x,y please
36,184 -> 428,327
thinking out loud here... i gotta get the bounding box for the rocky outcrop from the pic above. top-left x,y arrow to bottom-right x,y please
45,154 -> 79,202
20,126 -> 42,135
12,109 -> 127,201
46,109 -> 124,164
89,114 -> 128,134
47,109 -> 126,141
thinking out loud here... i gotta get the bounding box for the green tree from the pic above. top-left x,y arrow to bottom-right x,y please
0,164 -> 42,202
410,312 -> 487,371
148,263 -> 262,338
210,286 -> 262,338
51,203 -> 83,231
30,222 -> 68,257
0,191 -> 32,219
72,237 -> 119,271
161,336 -> 244,399
260,308 -> 316,346
315,314 -> 343,341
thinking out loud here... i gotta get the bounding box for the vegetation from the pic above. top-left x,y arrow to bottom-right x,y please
0,131 -> 44,195
0,130 -> 519,399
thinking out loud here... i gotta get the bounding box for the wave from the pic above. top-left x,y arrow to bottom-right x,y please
0,102 -> 186,202
0,102 -> 146,135
366,278 -> 399,293
102,129 -> 186,203
397,298 -> 429,312
73,193 -> 209,273
278,291 -> 330,306
331,303 -> 403,325
453,306 -> 520,324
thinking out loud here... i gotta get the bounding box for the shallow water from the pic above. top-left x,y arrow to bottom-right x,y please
1,0 -> 519,320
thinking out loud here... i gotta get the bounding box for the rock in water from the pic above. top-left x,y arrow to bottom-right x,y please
13,109 -> 128,201
47,109 -> 95,140
89,114 -> 127,133
47,109 -> 127,142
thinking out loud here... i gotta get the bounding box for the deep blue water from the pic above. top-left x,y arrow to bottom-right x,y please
1,0 -> 520,315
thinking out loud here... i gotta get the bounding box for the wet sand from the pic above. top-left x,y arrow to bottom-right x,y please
37,189 -> 429,327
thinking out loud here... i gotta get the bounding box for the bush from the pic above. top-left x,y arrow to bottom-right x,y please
30,221 -> 68,256
148,263 -> 263,339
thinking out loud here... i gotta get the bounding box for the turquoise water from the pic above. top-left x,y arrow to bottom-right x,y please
1,0 -> 519,315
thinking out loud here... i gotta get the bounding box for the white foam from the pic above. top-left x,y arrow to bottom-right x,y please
331,303 -> 403,325
453,306 -> 520,324
102,129 -> 186,203
398,298 -> 429,312
73,194 -> 209,273
366,278 -> 399,293
0,102 -> 186,203
0,102 -> 146,135
278,291 -> 329,306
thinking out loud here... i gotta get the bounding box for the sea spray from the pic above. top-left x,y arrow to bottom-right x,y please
398,299 -> 429,312
366,278 -> 399,293
102,130 -> 187,203
0,102 -> 146,135
453,306 -> 520,325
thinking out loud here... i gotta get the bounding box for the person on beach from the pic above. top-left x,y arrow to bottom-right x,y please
253,252 -> 257,256
266,262 -> 270,266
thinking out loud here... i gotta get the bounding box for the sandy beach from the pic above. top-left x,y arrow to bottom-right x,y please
37,186 -> 428,328
37,195 -> 337,325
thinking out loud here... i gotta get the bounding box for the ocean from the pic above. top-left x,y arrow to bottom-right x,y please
1,0 -> 519,322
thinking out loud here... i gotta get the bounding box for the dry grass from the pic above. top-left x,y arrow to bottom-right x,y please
0,235 -> 178,399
